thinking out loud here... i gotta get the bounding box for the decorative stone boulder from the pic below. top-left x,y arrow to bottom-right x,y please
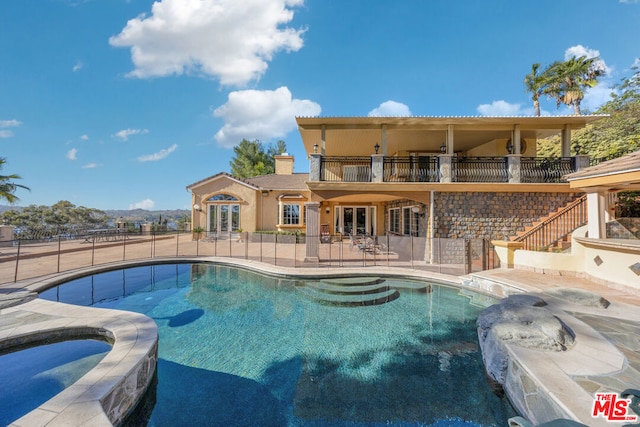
477,294 -> 575,385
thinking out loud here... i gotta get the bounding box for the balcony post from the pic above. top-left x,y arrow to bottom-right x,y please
507,155 -> 521,183
304,201 -> 320,263
371,154 -> 384,182
309,153 -> 322,182
438,155 -> 453,183
573,155 -> 590,171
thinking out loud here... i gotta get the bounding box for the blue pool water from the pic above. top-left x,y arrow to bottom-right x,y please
40,263 -> 516,426
0,339 -> 111,426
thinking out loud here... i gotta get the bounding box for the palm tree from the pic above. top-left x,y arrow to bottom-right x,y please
524,63 -> 547,116
0,157 -> 29,203
544,56 -> 606,115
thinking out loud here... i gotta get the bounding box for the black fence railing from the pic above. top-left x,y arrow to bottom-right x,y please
320,157 -> 372,182
520,157 -> 575,183
0,230 -> 500,284
452,157 -> 508,182
383,156 -> 439,182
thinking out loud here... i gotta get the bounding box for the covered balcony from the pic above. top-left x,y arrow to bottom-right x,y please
298,115 -> 606,185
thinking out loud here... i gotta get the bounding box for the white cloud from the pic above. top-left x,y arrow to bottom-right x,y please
0,119 -> 21,128
564,44 -> 611,75
137,143 -> 178,162
67,148 -> 78,160
82,162 -> 99,169
0,130 -> 14,138
109,0 -> 305,86
213,86 -> 321,148
368,101 -> 412,117
476,100 -> 536,116
113,128 -> 149,141
80,134 -> 89,140
72,60 -> 84,72
129,198 -> 155,210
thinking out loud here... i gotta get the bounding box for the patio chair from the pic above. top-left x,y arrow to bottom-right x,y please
348,234 -> 367,251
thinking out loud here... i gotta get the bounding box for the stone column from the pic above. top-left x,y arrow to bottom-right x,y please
304,202 -> 320,263
573,155 -> 590,171
438,155 -> 453,183
371,154 -> 384,182
507,155 -> 521,183
309,153 -> 322,182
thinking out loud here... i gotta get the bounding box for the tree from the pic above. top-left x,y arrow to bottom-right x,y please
0,200 -> 109,230
536,61 -> 639,159
229,139 -> 287,178
544,56 -> 606,115
524,63 -> 548,116
0,157 -> 29,203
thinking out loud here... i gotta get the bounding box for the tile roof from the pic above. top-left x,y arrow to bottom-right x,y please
186,171 -> 309,191
245,172 -> 309,190
566,150 -> 640,181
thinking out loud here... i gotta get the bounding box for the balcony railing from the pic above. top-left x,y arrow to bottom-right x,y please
383,157 -> 439,182
453,157 -> 508,183
521,157 -> 575,183
320,157 -> 371,182
315,155 -> 583,184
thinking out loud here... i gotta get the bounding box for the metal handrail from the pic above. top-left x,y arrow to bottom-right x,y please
383,156 -> 439,182
452,157 -> 508,183
513,194 -> 588,250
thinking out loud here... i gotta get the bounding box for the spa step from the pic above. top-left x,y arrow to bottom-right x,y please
298,285 -> 400,307
298,277 -> 399,306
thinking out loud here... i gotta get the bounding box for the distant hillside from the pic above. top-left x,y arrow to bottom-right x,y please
105,209 -> 191,224
0,205 -> 190,225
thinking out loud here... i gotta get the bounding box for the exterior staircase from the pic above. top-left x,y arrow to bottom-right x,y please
511,194 -> 588,251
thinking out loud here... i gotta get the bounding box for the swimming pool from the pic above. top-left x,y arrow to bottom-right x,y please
40,263 -> 516,426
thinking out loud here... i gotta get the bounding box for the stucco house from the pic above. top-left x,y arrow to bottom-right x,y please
187,115 -> 607,255
187,154 -> 310,236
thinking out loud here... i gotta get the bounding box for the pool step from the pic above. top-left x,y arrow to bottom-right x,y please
298,277 -> 399,307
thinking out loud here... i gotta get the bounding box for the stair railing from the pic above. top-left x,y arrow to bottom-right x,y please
513,195 -> 588,251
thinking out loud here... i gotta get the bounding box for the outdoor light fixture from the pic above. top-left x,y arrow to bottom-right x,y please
326,207 -> 330,214
440,143 -> 446,154
374,142 -> 380,154
574,143 -> 581,155
193,204 -> 201,212
506,141 -> 514,154
313,143 -> 318,153
411,206 -> 420,214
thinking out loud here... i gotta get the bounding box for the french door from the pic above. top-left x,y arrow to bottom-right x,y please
208,204 -> 240,235
336,206 -> 376,236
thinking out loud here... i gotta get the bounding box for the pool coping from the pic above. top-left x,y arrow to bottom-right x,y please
2,257 -> 637,426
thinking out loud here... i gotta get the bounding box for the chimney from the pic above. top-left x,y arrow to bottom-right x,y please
274,153 -> 294,175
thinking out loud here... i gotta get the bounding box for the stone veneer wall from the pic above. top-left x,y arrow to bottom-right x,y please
607,218 -> 640,239
433,192 -> 582,240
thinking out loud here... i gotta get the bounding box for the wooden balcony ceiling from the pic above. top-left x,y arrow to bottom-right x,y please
567,149 -> 640,191
297,115 -> 607,157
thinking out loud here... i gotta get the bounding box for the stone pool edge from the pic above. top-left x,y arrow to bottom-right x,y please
0,298 -> 158,427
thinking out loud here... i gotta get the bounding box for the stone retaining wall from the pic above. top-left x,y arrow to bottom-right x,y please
433,192 -> 581,239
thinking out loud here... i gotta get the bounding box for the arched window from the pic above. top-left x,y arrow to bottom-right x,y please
208,194 -> 238,201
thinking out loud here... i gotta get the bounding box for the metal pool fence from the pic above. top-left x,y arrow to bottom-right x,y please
0,230 -> 500,284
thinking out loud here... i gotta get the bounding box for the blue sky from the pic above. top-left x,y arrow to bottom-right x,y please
1,0 -> 639,211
